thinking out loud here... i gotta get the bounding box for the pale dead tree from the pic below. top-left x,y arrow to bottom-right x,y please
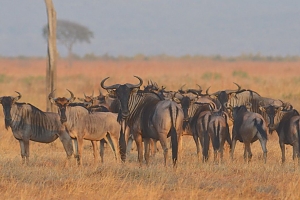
44,0 -> 57,112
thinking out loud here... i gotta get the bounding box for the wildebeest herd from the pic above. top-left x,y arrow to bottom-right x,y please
0,76 -> 299,167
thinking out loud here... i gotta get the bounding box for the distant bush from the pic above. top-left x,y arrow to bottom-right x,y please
201,72 -> 222,80
292,77 -> 300,84
0,74 -> 8,83
21,76 -> 44,87
232,70 -> 249,78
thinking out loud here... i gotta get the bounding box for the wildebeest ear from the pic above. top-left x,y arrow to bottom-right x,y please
229,93 -> 237,99
49,97 -> 56,104
246,102 -> 252,110
107,89 -> 116,98
259,106 -> 266,112
225,103 -> 233,111
172,97 -> 181,104
132,87 -> 140,93
77,97 -> 85,102
83,101 -> 92,108
210,94 -> 217,99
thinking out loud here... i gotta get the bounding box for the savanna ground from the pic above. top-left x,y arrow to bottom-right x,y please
0,58 -> 299,199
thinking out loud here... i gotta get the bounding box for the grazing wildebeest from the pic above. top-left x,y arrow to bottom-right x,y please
207,108 -> 231,163
260,104 -> 300,164
230,104 -> 268,163
0,92 -> 74,164
49,90 -> 121,166
101,76 -> 184,167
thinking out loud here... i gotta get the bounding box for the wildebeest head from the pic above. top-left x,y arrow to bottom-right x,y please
49,89 -> 76,124
0,91 -> 22,129
227,104 -> 249,120
143,80 -> 159,93
258,100 -> 288,131
173,91 -> 198,122
206,82 -> 241,107
77,91 -> 99,109
100,76 -> 143,120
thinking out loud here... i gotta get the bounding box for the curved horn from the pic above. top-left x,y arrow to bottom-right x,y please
131,76 -> 143,88
14,91 -> 22,101
179,84 -> 186,94
225,82 -> 241,94
196,84 -> 202,93
66,89 -> 75,103
206,86 -> 221,96
100,77 -> 120,90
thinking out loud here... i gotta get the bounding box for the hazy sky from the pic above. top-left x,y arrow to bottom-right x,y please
0,1 -> 299,57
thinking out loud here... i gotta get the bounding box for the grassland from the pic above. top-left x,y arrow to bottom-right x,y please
0,58 -> 299,199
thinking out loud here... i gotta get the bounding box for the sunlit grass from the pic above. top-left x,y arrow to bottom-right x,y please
0,58 -> 299,199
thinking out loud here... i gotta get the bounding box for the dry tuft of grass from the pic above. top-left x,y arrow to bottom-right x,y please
0,58 -> 299,199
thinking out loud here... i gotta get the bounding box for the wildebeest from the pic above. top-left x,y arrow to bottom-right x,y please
76,92 -> 112,113
207,108 -> 231,163
101,76 -> 184,167
0,92 -> 74,165
49,90 -> 121,166
172,89 -> 214,161
261,104 -> 300,164
229,104 -> 268,163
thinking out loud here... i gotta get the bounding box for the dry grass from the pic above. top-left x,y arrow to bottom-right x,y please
0,58 -> 300,199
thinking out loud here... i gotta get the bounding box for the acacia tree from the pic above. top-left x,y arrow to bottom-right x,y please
43,19 -> 93,67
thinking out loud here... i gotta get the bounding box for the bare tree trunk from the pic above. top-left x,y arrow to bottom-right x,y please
45,0 -> 57,112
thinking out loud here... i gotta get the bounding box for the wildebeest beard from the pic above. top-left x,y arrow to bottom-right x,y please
5,118 -> 11,130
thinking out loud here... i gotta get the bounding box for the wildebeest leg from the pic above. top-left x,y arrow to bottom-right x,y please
279,141 -> 285,164
77,137 -> 84,166
108,132 -> 121,163
150,139 -> 158,157
144,138 -> 151,165
177,134 -> 183,162
19,140 -> 27,164
202,131 -> 210,162
58,131 -> 74,166
257,137 -> 267,163
220,139 -> 225,163
230,138 -> 237,161
244,142 -> 252,163
225,132 -> 232,151
91,141 -> 99,165
100,140 -> 105,163
73,139 -> 79,159
193,134 -> 201,161
213,150 -> 218,163
23,140 -> 30,164
134,133 -> 144,166
126,134 -> 134,155
59,132 -> 74,159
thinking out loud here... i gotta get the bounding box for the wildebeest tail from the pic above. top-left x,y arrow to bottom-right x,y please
168,104 -> 178,166
213,121 -> 220,150
202,115 -> 210,162
254,118 -> 267,140
119,120 -> 127,162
